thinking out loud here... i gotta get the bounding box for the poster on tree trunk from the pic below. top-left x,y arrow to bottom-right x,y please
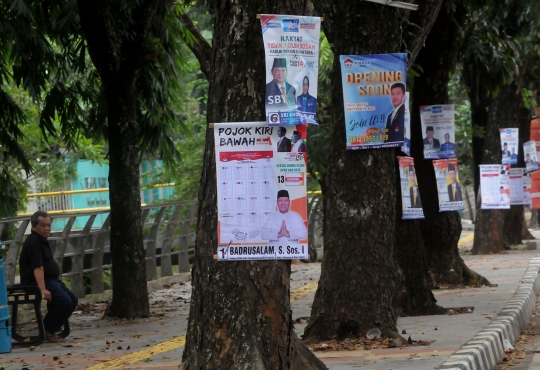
432,159 -> 465,212
397,156 -> 424,219
214,122 -> 308,260
531,170 -> 540,209
524,141 -> 539,172
420,105 -> 455,159
500,128 -> 519,165
480,165 -> 510,209
261,15 -> 321,126
401,93 -> 411,156
509,168 -> 531,205
340,53 -> 408,150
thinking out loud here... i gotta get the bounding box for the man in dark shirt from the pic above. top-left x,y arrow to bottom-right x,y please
19,211 -> 78,343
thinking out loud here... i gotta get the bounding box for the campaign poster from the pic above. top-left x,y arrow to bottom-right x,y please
397,156 -> 424,219
523,140 -> 539,172
261,15 -> 321,126
432,159 -> 465,212
500,128 -> 519,165
480,165 -> 510,209
340,53 -> 408,150
401,93 -> 411,156
531,170 -> 540,209
420,105 -> 455,159
214,122 -> 308,260
509,168 -> 531,205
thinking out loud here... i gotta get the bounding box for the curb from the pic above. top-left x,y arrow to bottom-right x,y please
439,254 -> 540,370
13,272 -> 192,324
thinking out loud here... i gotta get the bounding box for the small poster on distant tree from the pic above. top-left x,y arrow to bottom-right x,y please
524,141 -> 539,172
500,128 -> 519,165
509,168 -> 531,205
480,165 -> 510,209
401,93 -> 411,156
420,105 -> 455,159
432,159 -> 465,212
397,156 -> 424,219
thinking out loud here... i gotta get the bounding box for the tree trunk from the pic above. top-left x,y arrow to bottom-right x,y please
181,1 -> 326,369
410,1 -> 490,286
77,0 -> 154,318
472,84 -> 519,255
302,1 -> 406,343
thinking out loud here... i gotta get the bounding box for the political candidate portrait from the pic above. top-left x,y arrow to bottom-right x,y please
261,190 -> 307,241
502,143 -> 511,158
276,126 -> 291,152
499,186 -> 510,204
296,76 -> 317,113
423,126 -> 440,149
447,163 -> 463,202
440,133 -> 455,151
408,166 -> 422,208
384,82 -> 405,143
265,58 -> 296,107
511,147 -> 518,160
291,131 -> 306,153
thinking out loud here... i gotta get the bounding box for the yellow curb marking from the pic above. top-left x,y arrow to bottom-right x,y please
87,280 -> 318,369
458,232 -> 474,246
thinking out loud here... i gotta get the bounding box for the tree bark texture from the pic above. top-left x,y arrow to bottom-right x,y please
302,1 -> 407,343
472,84 -> 519,255
181,1 -> 326,369
77,0 -> 157,317
410,1 -> 489,286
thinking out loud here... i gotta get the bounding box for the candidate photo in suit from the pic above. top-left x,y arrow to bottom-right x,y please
423,126 -> 440,149
276,127 -> 291,152
384,83 -> 405,143
265,58 -> 296,108
447,163 -> 463,202
501,143 -> 511,158
440,133 -> 455,151
296,76 -> 317,113
408,166 -> 422,208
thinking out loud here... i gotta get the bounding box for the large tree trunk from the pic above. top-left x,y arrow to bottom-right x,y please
410,1 -> 490,286
77,0 -> 154,317
472,84 -> 519,255
302,1 -> 406,343
181,1 -> 326,369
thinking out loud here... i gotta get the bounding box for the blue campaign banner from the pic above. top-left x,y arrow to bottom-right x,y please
261,15 -> 321,126
340,54 -> 407,150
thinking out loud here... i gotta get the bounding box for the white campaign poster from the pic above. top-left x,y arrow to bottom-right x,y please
500,128 -> 519,165
509,168 -> 531,205
261,15 -> 321,126
524,140 -> 539,172
480,165 -> 510,209
214,122 -> 308,260
397,156 -> 424,219
419,104 -> 455,159
401,93 -> 411,156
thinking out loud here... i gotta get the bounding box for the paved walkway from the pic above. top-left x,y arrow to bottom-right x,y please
1,228 -> 539,369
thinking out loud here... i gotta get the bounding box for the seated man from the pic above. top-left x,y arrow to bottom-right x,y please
19,211 -> 78,343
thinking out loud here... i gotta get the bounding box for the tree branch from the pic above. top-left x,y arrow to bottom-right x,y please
177,13 -> 212,79
405,0 -> 444,69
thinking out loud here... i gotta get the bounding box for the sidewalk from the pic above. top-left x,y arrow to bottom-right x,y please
1,228 -> 539,370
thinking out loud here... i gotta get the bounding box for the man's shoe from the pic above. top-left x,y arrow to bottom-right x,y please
46,332 -> 65,343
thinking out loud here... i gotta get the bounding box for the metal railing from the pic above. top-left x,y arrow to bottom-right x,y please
1,200 -> 197,298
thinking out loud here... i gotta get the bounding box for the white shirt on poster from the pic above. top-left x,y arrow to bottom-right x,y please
261,211 -> 307,241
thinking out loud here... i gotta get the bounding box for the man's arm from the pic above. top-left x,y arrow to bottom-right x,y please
287,213 -> 308,240
261,213 -> 279,240
34,267 -> 52,300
